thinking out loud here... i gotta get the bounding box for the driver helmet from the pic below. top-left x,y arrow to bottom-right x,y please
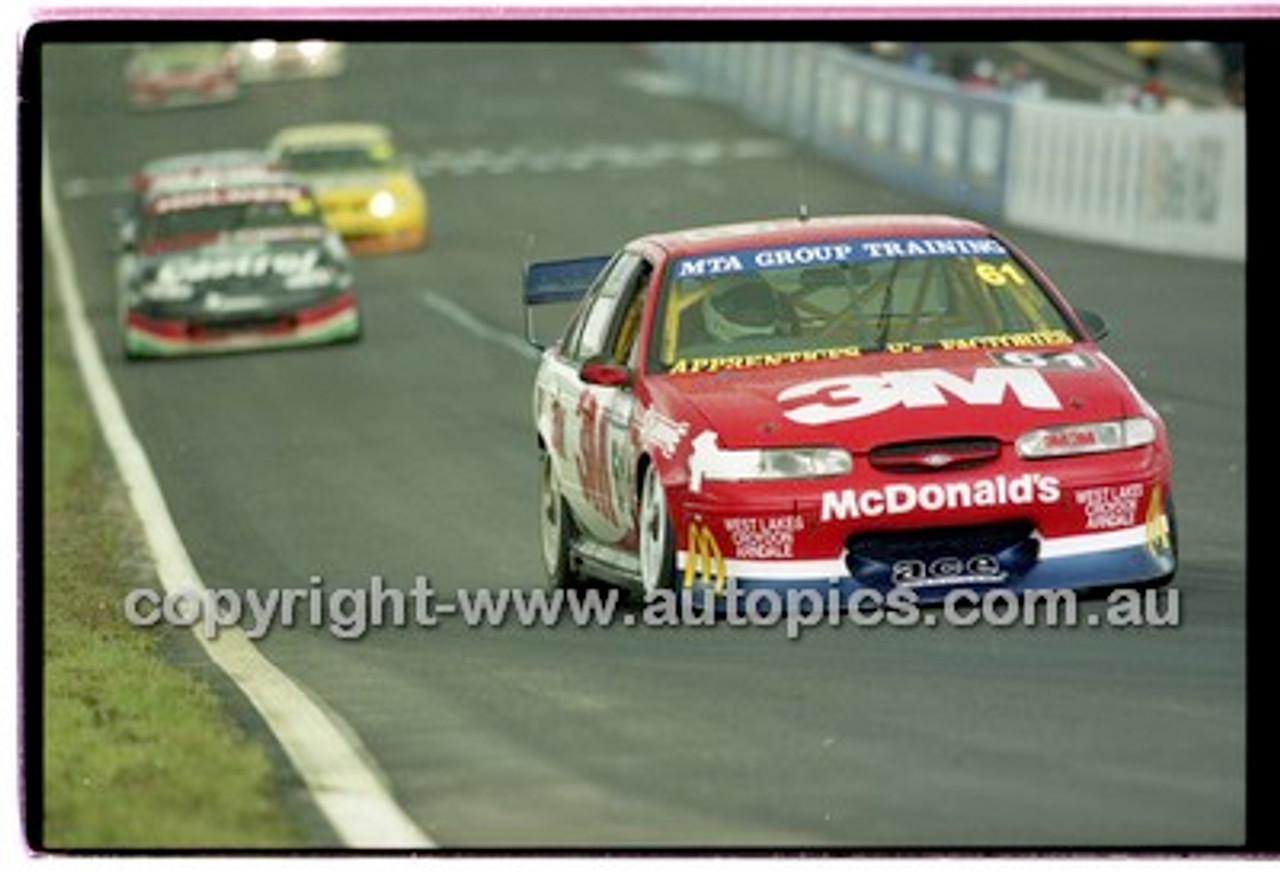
701,275 -> 782,343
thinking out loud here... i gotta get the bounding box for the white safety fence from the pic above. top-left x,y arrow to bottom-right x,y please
1005,99 -> 1245,261
649,42 -> 1245,262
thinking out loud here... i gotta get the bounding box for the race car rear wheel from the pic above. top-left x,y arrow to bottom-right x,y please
638,465 -> 677,597
539,446 -> 582,590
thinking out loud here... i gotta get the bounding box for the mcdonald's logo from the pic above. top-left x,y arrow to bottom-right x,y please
683,518 -> 726,595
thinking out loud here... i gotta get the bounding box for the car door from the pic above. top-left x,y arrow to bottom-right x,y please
554,251 -> 652,546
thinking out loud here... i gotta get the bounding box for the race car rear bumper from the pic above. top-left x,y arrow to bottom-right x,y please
123,291 -> 360,358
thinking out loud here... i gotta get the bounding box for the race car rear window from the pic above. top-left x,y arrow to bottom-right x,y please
651,236 -> 1078,373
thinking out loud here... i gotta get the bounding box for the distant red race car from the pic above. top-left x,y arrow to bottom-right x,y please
125,42 -> 239,110
526,214 -> 1177,608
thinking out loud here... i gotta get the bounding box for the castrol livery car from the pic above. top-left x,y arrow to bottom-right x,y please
526,214 -> 1176,607
118,149 -> 281,243
118,174 -> 361,358
267,122 -> 428,255
125,42 -> 239,110
128,149 -> 276,194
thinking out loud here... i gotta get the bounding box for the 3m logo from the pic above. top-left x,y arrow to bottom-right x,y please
683,519 -> 726,594
778,367 -> 1062,426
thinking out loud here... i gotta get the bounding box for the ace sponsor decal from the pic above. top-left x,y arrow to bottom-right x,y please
891,554 -> 1007,590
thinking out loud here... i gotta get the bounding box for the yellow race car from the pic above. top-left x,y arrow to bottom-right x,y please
267,122 -> 428,255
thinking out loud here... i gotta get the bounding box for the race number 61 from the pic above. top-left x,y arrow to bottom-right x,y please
974,261 -> 1027,286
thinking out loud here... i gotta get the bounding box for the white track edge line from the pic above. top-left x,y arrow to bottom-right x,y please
417,289 -> 540,361
42,135 -> 435,850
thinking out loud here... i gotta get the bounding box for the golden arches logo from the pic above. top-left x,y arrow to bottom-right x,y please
1145,485 -> 1172,554
683,519 -> 726,595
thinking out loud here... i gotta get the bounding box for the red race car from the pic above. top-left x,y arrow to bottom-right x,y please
527,214 -> 1177,609
125,42 -> 239,110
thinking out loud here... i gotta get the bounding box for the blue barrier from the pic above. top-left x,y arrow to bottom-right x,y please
651,43 -> 1012,220
648,43 -> 1244,261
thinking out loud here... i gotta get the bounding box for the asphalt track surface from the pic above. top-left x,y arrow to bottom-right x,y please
39,41 -> 1247,849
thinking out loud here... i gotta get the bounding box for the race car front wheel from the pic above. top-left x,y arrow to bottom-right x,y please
638,465 -> 677,597
539,446 -> 582,590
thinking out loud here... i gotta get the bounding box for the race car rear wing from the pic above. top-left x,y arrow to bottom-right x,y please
522,255 -> 610,347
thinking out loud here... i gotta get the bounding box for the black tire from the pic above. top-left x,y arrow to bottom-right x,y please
637,464 -> 677,598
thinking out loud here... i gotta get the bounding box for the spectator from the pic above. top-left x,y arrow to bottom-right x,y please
1000,60 -> 1048,99
1126,41 -> 1169,109
1213,42 -> 1244,107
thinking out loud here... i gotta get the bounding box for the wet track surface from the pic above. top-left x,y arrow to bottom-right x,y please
40,42 -> 1247,848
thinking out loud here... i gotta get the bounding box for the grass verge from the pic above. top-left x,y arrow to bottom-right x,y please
40,267 -> 306,849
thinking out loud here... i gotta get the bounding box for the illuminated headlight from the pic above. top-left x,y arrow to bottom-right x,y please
1016,417 -> 1156,459
297,40 -> 328,60
368,190 -> 398,218
704,447 -> 853,483
248,40 -> 278,61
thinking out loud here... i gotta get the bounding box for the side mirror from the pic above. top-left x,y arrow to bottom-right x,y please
579,360 -> 630,388
1076,308 -> 1109,341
